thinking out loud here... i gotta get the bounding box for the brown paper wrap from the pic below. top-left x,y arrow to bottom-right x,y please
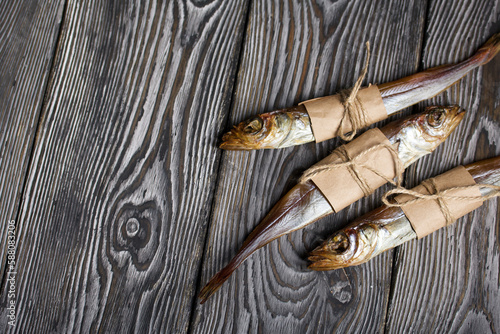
309,128 -> 399,212
300,85 -> 387,143
395,166 -> 484,239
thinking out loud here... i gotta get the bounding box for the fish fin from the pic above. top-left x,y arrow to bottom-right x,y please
475,32 -> 500,65
199,263 -> 237,304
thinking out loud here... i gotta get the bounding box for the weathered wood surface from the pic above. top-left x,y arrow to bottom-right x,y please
386,1 -> 500,333
192,1 -> 428,333
0,0 -> 65,286
0,0 -> 249,333
0,0 -> 499,333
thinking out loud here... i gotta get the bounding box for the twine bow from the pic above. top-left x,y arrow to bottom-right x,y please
299,142 -> 404,197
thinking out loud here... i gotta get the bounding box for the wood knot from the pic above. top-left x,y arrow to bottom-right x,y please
125,218 -> 140,237
330,280 -> 352,304
121,216 -> 150,247
325,270 -> 353,304
111,201 -> 162,270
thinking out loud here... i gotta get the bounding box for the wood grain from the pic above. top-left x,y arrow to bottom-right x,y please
0,0 -> 65,286
1,1 -> 499,332
385,0 -> 500,333
193,1 -> 428,333
0,0 -> 249,333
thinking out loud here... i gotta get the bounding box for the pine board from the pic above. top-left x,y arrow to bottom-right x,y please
1,1 -> 499,333
0,0 -> 249,333
0,0 -> 65,285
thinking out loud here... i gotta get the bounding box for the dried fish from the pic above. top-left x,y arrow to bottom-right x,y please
199,106 -> 464,303
220,33 -> 499,150
308,157 -> 500,270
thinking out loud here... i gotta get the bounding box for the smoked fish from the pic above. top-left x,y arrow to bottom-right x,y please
220,33 -> 499,150
308,156 -> 500,270
200,105 -> 465,303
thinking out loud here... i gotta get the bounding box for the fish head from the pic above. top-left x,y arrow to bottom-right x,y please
395,105 -> 465,167
308,223 -> 380,270
416,105 -> 465,141
220,111 -> 292,150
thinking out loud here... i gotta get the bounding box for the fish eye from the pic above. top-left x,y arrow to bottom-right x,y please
427,110 -> 444,128
243,117 -> 263,133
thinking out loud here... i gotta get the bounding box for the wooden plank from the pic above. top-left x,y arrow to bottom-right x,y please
0,0 -> 65,285
385,1 -> 500,333
192,1 -> 427,332
0,0 -> 249,332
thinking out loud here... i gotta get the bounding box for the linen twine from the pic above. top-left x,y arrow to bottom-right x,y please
338,41 -> 372,141
299,142 -> 404,197
382,180 -> 500,226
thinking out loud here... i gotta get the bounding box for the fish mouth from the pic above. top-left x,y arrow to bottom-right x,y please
449,104 -> 465,117
446,105 -> 466,130
307,254 -> 350,271
455,106 -> 465,114
220,116 -> 268,150
307,233 -> 354,270
440,104 -> 465,117
219,130 -> 254,150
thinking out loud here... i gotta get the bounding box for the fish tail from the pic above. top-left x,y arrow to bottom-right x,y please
474,32 -> 500,65
198,218 -> 280,304
199,257 -> 241,304
198,213 -> 288,304
199,182 -> 325,303
199,227 -> 275,303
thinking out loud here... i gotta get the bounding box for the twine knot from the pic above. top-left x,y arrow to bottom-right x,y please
299,142 -> 404,196
382,181 -> 500,226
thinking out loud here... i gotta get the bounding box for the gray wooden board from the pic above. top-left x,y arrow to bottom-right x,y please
193,1 -> 428,333
0,0 -> 65,287
0,0 -> 249,332
385,0 -> 500,333
1,0 -> 500,333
